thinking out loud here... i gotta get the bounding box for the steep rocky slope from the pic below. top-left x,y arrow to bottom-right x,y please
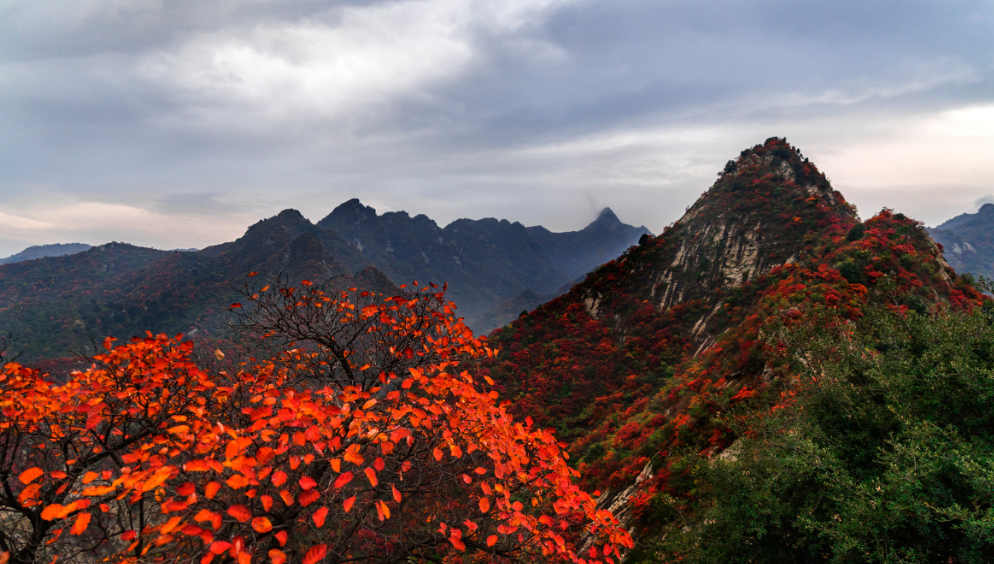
478,138 -> 982,551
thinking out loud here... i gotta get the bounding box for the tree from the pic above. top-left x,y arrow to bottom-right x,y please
648,304 -> 994,564
0,275 -> 632,564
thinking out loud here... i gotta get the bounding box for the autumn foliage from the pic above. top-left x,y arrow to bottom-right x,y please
0,276 -> 631,564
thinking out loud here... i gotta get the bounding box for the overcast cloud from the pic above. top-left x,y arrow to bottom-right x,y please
1,0 -> 992,256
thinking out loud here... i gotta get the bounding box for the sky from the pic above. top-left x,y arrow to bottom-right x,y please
1,0 -> 992,257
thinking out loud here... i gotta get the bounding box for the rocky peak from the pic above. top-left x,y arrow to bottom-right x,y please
274,208 -> 307,223
594,207 -> 620,224
577,138 -> 858,347
318,198 -> 378,230
666,138 -> 853,290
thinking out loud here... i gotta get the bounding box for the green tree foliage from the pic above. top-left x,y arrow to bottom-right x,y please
652,305 -> 994,563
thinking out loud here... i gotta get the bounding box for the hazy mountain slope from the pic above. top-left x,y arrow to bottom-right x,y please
477,138 -> 982,549
318,198 -> 648,332
0,243 -> 92,265
0,211 -> 382,362
0,203 -> 646,362
928,202 -> 994,280
527,207 -> 651,281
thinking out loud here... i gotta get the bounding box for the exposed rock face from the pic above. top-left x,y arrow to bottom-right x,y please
577,142 -> 857,349
579,461 -> 654,561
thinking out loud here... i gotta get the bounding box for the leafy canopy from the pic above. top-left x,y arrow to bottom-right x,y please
0,275 -> 631,564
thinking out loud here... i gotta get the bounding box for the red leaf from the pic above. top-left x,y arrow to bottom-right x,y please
299,476 -> 317,490
205,482 -> 221,499
333,472 -> 353,489
19,468 -> 44,485
311,507 -> 328,528
252,517 -> 272,533
69,513 -> 90,535
298,489 -> 319,507
209,542 -> 231,555
302,544 -> 327,564
226,505 -> 252,522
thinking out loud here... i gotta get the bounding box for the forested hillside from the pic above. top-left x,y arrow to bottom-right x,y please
479,138 -> 989,561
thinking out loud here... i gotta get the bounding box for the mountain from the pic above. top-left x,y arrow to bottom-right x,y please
0,209 -> 391,363
928,202 -> 994,281
0,205 -> 647,363
0,242 -> 91,265
317,199 -> 650,330
476,138 -> 983,557
526,207 -> 651,281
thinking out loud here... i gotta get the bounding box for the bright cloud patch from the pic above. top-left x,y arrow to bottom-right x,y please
137,0 -> 571,128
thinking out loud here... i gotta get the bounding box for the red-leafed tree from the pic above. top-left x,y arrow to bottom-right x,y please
0,275 -> 631,564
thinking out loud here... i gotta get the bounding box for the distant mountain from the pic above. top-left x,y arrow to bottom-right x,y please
317,199 -> 650,331
527,207 -> 650,281
0,209 -> 391,363
1,205 -> 648,362
0,243 -> 91,265
928,203 -> 994,281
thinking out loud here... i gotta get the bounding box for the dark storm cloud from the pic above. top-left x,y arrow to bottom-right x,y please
0,0 -> 991,256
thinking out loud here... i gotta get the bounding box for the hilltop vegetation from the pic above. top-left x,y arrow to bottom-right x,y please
659,303 -> 994,563
478,138 -> 987,559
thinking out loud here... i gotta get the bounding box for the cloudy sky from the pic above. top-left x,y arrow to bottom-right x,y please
1,0 -> 992,257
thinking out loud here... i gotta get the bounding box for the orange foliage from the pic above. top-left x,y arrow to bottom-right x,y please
0,277 -> 631,564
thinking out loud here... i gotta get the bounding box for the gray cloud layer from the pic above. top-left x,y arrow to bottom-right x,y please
1,0 -> 992,256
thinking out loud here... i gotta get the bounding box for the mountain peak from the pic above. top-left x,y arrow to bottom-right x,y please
277,208 -> 305,220
595,207 -> 620,223
573,139 -> 858,316
318,198 -> 378,229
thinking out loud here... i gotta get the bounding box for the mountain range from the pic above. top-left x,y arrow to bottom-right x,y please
0,201 -> 648,362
